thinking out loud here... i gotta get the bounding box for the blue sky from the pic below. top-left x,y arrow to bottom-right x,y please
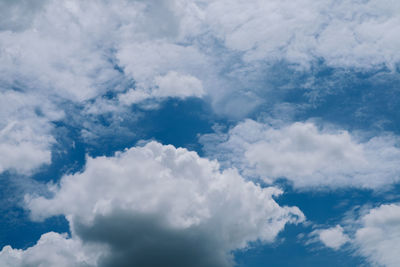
1,0 -> 400,266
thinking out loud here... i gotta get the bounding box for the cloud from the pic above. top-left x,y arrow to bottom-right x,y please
312,225 -> 350,250
205,0 -> 400,69
354,203 -> 400,267
0,232 -> 101,267
0,90 -> 62,174
7,141 -> 305,266
0,0 -> 47,32
153,71 -> 205,98
117,71 -> 204,105
2,0 -> 399,117
0,0 -> 122,102
201,119 -> 400,189
2,0 -> 399,143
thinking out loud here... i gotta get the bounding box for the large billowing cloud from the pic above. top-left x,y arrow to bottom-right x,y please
0,142 -> 304,266
201,119 -> 400,189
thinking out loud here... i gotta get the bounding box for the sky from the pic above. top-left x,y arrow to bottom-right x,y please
1,0 -> 400,266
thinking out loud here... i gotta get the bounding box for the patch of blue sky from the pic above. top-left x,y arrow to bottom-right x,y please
235,224 -> 366,267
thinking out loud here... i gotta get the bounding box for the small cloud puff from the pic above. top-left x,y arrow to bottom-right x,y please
313,225 -> 350,250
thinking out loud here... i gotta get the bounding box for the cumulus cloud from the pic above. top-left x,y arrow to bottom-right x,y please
201,119 -> 400,189
312,225 -> 350,250
354,203 -> 400,267
1,142 -> 305,266
0,232 -> 101,267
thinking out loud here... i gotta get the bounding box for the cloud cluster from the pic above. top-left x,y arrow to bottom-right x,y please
2,0 -> 400,106
0,142 -> 304,266
201,119 -> 400,189
2,0 -> 400,168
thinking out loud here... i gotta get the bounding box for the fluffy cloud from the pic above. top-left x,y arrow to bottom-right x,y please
312,225 -> 350,250
201,119 -> 400,189
0,90 -> 62,174
354,203 -> 400,267
0,232 -> 101,267
5,142 -> 305,266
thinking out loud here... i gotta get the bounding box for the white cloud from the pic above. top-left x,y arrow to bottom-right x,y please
0,1 -> 122,102
16,141 -> 304,266
354,203 -> 400,267
0,0 -> 209,112
153,71 -> 204,98
205,0 -> 400,68
117,71 -> 205,105
0,232 -> 101,267
0,90 -> 61,174
115,41 -> 208,103
201,119 -> 400,189
313,225 -> 350,250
